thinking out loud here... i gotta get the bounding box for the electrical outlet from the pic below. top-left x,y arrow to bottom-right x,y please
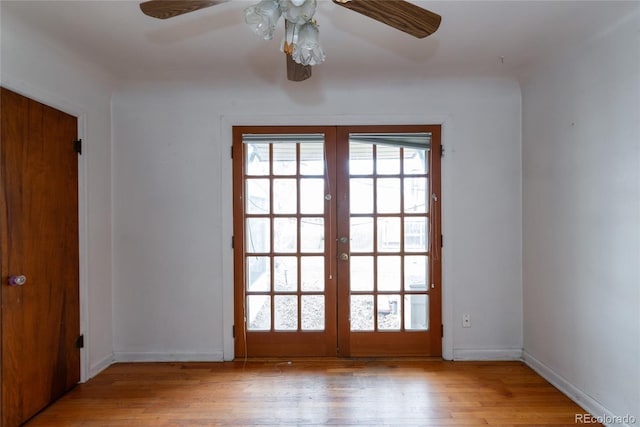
462,314 -> 471,328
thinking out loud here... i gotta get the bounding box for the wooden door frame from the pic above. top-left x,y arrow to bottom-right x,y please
231,124 -> 442,358
0,83 -> 88,384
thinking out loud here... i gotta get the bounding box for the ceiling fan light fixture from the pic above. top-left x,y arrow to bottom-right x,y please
246,0 -> 323,68
292,21 -> 325,66
140,0 -> 442,82
244,0 -> 282,40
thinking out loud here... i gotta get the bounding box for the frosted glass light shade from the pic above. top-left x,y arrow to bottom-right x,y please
279,0 -> 317,25
244,0 -> 282,40
292,21 -> 325,66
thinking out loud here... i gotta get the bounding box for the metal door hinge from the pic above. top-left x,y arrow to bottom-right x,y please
231,146 -> 234,159
231,236 -> 235,249
441,325 -> 444,338
439,145 -> 444,158
232,325 -> 235,338
75,334 -> 84,349
73,139 -> 82,155
441,234 -> 444,248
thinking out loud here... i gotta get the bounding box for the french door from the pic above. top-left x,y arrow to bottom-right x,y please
233,125 -> 441,358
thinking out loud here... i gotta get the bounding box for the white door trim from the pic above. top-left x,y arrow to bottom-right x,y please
220,113 -> 454,361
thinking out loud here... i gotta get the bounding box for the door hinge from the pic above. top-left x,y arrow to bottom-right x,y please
73,139 -> 82,155
231,145 -> 234,159
439,144 -> 444,158
231,236 -> 235,249
441,234 -> 444,248
232,325 -> 235,338
75,334 -> 84,349
441,325 -> 444,338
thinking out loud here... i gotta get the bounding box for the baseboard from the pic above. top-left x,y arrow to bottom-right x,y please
88,353 -> 115,380
114,351 -> 225,363
523,351 -> 635,427
453,348 -> 523,361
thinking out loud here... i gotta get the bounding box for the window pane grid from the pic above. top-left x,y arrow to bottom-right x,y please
350,145 -> 430,333
244,138 -> 327,333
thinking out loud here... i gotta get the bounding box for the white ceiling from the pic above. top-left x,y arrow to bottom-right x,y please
2,0 -> 637,84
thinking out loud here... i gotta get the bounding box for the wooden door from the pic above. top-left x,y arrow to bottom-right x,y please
336,125 -> 441,357
233,127 -> 338,357
1,87 -> 80,427
233,125 -> 441,358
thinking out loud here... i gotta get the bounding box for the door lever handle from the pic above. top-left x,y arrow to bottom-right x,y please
8,275 -> 27,286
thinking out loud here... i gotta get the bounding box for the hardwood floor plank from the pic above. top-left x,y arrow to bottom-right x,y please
26,360 -> 600,426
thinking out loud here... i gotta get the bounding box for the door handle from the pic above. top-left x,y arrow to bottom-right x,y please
8,275 -> 27,286
339,253 -> 349,261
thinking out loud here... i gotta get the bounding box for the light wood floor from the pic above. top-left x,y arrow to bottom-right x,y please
26,360 -> 599,426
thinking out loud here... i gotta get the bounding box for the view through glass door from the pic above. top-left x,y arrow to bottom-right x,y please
233,125 -> 441,357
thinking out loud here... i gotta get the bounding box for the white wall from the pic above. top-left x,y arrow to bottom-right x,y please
522,10 -> 640,422
111,78 -> 523,361
1,13 -> 115,379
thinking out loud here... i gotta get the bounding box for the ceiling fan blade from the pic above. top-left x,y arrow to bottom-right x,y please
286,54 -> 312,82
140,0 -> 229,20
332,0 -> 441,38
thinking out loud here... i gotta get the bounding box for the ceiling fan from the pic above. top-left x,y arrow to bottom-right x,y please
139,0 -> 442,82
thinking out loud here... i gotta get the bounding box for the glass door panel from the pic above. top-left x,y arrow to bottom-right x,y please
348,135 -> 430,333
234,128 -> 337,357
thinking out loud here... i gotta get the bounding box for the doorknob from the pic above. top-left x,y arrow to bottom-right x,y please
8,275 -> 27,286
339,253 -> 349,261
